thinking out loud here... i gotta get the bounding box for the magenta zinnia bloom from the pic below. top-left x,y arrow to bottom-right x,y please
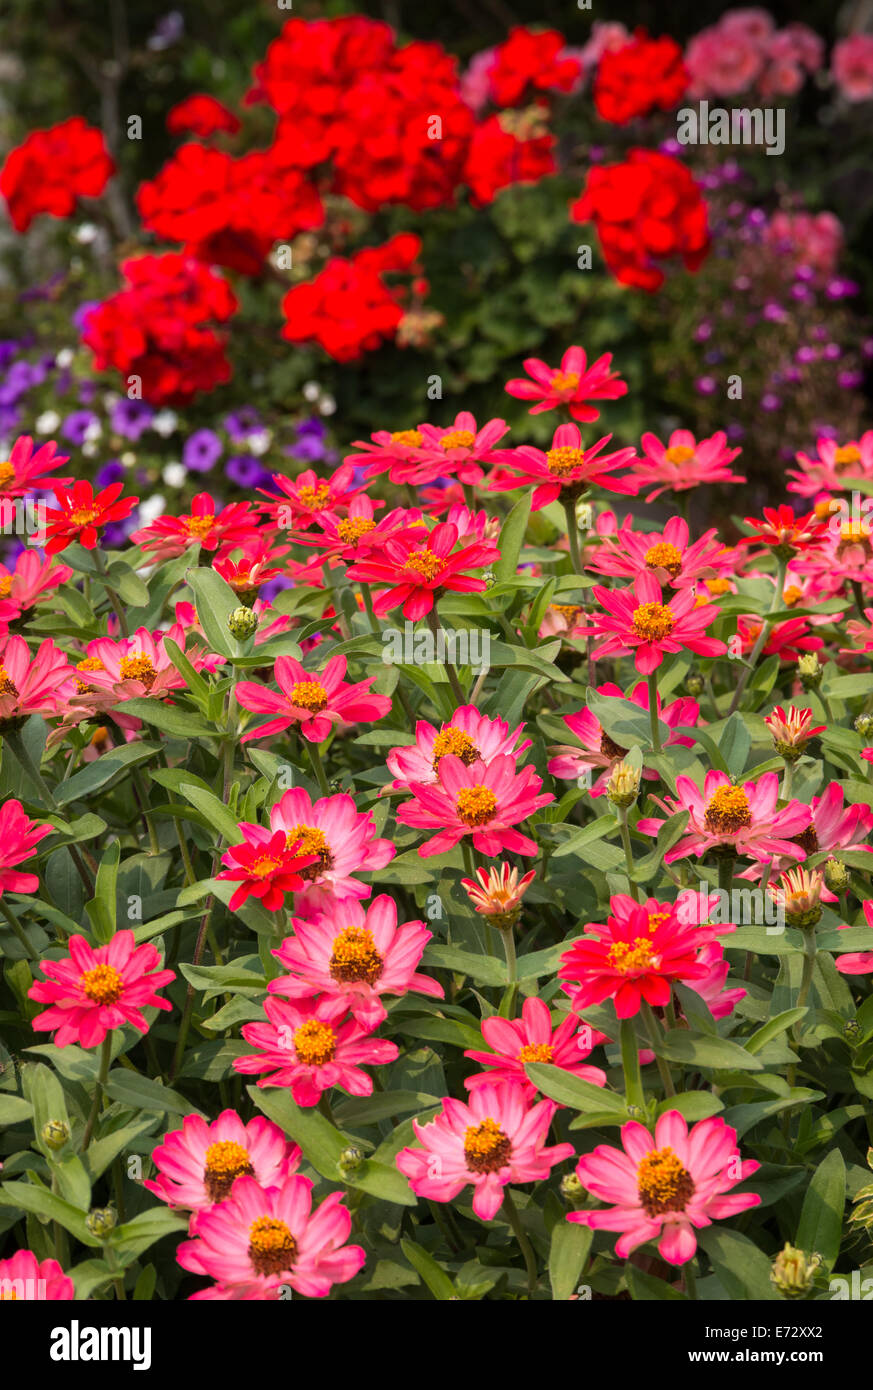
787,432 -> 873,498
145,1110 -> 300,1223
548,680 -> 699,796
396,752 -> 553,858
74,623 -> 223,704
580,571 -> 726,674
401,411 -> 513,487
631,429 -> 745,502
346,520 -> 499,621
216,827 -> 318,912
176,1173 -> 365,1299
269,894 -> 443,1028
28,931 -> 175,1048
0,799 -> 54,896
234,994 -> 398,1106
637,770 -> 811,865
131,491 -> 261,562
267,787 -> 395,913
0,550 -> 72,626
0,634 -> 78,721
834,900 -> 873,976
235,652 -> 392,743
559,899 -> 712,1019
570,1112 -> 760,1265
0,1250 -> 74,1300
587,514 -> 726,589
260,462 -> 368,531
0,435 -> 72,499
384,702 -> 532,795
504,345 -> 628,422
464,996 -> 607,1101
489,423 -> 638,509
396,1081 -> 574,1221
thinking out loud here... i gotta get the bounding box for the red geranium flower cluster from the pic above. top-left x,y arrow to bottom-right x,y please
280,235 -> 421,362
594,30 -> 688,125
571,149 -> 710,292
137,144 -> 323,277
81,253 -> 238,405
485,26 -> 582,107
0,117 -> 115,233
464,113 -> 556,208
166,94 -> 242,138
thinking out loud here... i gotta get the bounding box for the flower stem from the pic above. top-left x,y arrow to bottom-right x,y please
82,1035 -> 112,1151
618,809 -> 640,903
503,1187 -> 538,1297
0,898 -> 37,959
683,1262 -> 698,1299
562,496 -> 585,576
306,738 -> 331,797
360,582 -> 380,636
727,555 -> 787,716
640,1001 -> 675,1097
92,545 -> 129,637
647,670 -> 662,754
4,729 -> 94,896
619,1017 -> 644,1110
426,607 -> 465,705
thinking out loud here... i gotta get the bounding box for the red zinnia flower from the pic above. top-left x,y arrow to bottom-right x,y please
216,827 -> 318,911
580,571 -> 726,674
131,491 -> 260,562
43,481 -> 138,555
504,345 -> 629,423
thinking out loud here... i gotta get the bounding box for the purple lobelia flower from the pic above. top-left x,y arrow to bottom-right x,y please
111,399 -> 155,441
183,428 -> 223,474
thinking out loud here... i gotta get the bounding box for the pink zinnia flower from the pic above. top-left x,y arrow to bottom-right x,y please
396,1081 -> 574,1221
402,411 -> 513,487
176,1172 -> 364,1298
464,996 -> 607,1101
261,462 -> 367,531
688,943 -> 746,1020
73,623 -> 223,704
0,435 -> 72,499
267,787 -> 395,912
396,752 -> 553,858
235,653 -> 392,743
504,345 -> 628,422
570,1112 -> 760,1264
580,571 -> 726,674
0,1250 -> 74,1300
548,680 -> 699,796
384,703 -> 532,795
293,495 -> 411,568
346,520 -> 499,622
787,432 -> 873,497
145,1111 -> 301,1223
28,930 -> 175,1048
631,430 -> 745,502
0,550 -> 72,627
832,34 -> 873,103
131,491 -> 261,562
345,427 -> 429,481
834,900 -> 873,976
637,770 -> 811,865
489,423 -> 638,509
587,514 -> 726,589
0,799 -> 54,896
234,993 -> 398,1105
0,635 -> 78,722
216,827 -> 319,911
269,894 -> 443,1028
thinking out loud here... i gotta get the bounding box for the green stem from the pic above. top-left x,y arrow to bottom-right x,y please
131,766 -> 161,855
0,898 -> 37,959
647,670 -> 662,754
640,1000 -> 675,1097
168,897 -> 215,1083
562,495 -> 585,576
727,555 -> 787,716
425,607 -> 465,705
306,739 -> 331,797
501,923 -> 517,984
360,582 -> 380,636
92,545 -> 129,637
618,808 -> 640,902
619,1017 -> 644,1110
684,1262 -> 698,1299
503,1188 -> 538,1297
82,1035 -> 112,1151
781,760 -> 795,803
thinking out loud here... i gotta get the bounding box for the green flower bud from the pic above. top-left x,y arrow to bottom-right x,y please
824,857 -> 850,894
560,1172 -> 584,1205
86,1206 -> 117,1239
797,654 -> 822,689
227,606 -> 259,640
855,714 -> 873,739
337,1145 -> 365,1179
684,672 -> 705,697
41,1120 -> 71,1151
769,1243 -> 821,1299
843,1018 -> 863,1045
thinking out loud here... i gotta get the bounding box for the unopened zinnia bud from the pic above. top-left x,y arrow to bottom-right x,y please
843,1018 -> 862,1045
86,1206 -> 117,1239
338,1145 -> 365,1179
769,1243 -> 821,1298
797,653 -> 822,689
855,714 -> 873,739
606,759 -> 640,809
41,1120 -> 70,1151
763,705 -> 825,762
824,857 -> 849,893
227,606 -> 259,640
560,1172 -> 584,1205
768,866 -> 823,929
684,672 -> 705,697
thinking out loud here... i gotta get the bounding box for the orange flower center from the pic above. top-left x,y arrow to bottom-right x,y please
184,514 -> 215,538
249,853 -> 284,878
463,1117 -> 512,1174
79,963 -> 124,1005
76,656 -> 106,692
0,663 -> 20,698
119,653 -> 157,689
546,446 -> 585,477
297,483 -> 332,511
69,505 -> 100,526
834,444 -> 861,471
293,1019 -> 337,1066
705,578 -> 731,596
704,785 -> 752,834
337,517 -> 376,544
644,542 -> 683,578
665,445 -> 695,465
646,910 -> 671,934
0,461 -> 14,485
456,785 -> 498,826
284,823 -> 332,878
517,1042 -> 553,1064
390,430 -> 423,448
432,726 -> 481,769
288,680 -> 328,713
247,1215 -> 297,1276
782,585 -> 803,607
404,549 -> 444,582
637,1146 -> 695,1216
606,937 -> 656,974
631,601 -> 675,641
440,429 -> 476,451
203,1140 -> 254,1202
0,576 -> 12,597
329,927 -> 384,986
0,1288 -> 17,1300
550,603 -> 582,622
550,371 -> 580,392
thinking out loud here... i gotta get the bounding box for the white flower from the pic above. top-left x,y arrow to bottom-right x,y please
81,440 -> 98,458
162,463 -> 187,487
35,410 -> 61,434
55,349 -> 74,369
138,495 -> 167,525
75,223 -> 99,245
120,452 -> 137,468
84,420 -> 102,443
152,409 -> 178,437
302,380 -> 321,402
319,394 -> 337,416
247,429 -> 272,456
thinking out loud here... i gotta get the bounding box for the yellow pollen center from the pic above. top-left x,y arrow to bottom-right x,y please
292,1019 -> 337,1066
404,549 -> 444,582
704,785 -> 752,834
705,578 -> 731,596
337,517 -> 376,544
455,785 -> 498,826
782,585 -> 803,607
297,483 -> 332,511
644,541 -> 683,577
329,926 -> 384,986
249,853 -> 284,878
119,654 -> 157,689
0,663 -> 19,698
0,1288 -> 17,1300
606,937 -> 656,974
79,963 -> 124,1005
834,445 -> 862,470
637,1146 -> 695,1216
69,505 -> 100,525
76,655 -> 105,691
440,429 -> 476,451
665,445 -> 695,465
432,726 -> 481,769
631,601 -> 675,641
247,1215 -> 297,1275
203,1140 -> 254,1201
390,430 -> 423,447
550,603 -> 582,622
517,1042 -> 553,1064
0,461 -> 14,484
463,1117 -> 512,1174
546,446 -> 586,477
184,514 -> 215,538
288,680 -> 329,713
647,910 -> 671,934
550,371 -> 580,392
0,576 -> 12,597
284,824 -> 332,880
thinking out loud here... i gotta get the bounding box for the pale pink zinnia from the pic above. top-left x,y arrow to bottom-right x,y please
632,429 -> 745,502
145,1110 -> 301,1223
0,634 -> 77,722
267,787 -> 395,914
0,799 -> 55,896
384,703 -> 532,795
637,770 -> 811,865
464,996 -> 607,1101
235,653 -> 392,743
396,752 -> 553,858
0,1249 -> 74,1300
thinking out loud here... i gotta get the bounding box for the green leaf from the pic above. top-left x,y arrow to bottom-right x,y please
54,743 -> 161,806
177,781 -> 244,846
400,1238 -> 457,1300
108,1207 -> 190,1259
421,944 -> 506,986
0,1181 -> 99,1246
86,840 -> 120,944
626,1264 -> 687,1300
586,688 -> 668,751
745,1008 -> 807,1053
0,1095 -> 33,1124
525,1063 -> 627,1113
494,492 -> 531,582
549,1220 -> 592,1301
84,1117 -> 159,1182
717,712 -> 751,778
104,1071 -> 202,1116
114,698 -> 216,741
698,1227 -> 780,1300
185,567 -> 249,660
654,1031 -> 764,1071
795,1148 -> 845,1270
248,1086 -> 346,1176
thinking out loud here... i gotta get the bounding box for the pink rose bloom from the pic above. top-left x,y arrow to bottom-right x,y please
832,34 -> 873,103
